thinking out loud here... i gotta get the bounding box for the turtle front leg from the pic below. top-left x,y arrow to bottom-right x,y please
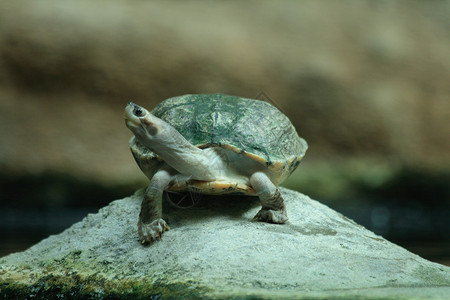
250,172 -> 288,224
138,168 -> 172,245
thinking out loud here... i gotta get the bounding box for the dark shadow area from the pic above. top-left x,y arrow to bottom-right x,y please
164,191 -> 259,214
318,166 -> 450,266
0,172 -> 137,209
0,172 -> 137,256
162,191 -> 260,228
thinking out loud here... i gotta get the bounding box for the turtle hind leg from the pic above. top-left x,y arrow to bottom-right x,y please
138,168 -> 172,245
250,172 -> 288,224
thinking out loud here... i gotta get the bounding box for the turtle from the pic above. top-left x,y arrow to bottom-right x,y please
124,93 -> 308,244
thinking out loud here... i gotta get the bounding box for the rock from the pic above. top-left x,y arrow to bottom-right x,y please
1,188 -> 449,299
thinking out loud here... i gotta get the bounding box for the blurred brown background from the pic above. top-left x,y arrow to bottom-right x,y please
0,1 -> 449,264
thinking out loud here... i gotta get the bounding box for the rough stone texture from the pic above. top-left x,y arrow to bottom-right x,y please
1,188 -> 449,299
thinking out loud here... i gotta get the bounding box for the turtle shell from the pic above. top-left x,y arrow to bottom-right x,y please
130,93 -> 308,191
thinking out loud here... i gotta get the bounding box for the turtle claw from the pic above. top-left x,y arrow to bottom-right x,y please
253,209 -> 288,224
137,218 -> 170,245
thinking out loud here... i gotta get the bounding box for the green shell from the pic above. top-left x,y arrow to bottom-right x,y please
158,94 -> 306,162
132,93 -> 307,176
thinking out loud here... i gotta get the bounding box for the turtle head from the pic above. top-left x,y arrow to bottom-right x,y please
124,101 -> 205,174
124,102 -> 163,142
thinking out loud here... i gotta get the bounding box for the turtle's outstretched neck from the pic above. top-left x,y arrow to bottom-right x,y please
124,103 -> 217,180
146,122 -> 217,180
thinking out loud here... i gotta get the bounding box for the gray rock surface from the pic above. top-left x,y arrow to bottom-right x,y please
1,188 -> 449,299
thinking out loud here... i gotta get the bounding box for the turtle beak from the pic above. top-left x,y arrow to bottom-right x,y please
124,102 -> 144,128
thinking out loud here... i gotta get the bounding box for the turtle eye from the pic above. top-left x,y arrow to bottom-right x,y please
134,108 -> 144,117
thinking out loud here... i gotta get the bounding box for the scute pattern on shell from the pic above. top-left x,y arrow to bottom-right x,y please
150,93 -> 307,164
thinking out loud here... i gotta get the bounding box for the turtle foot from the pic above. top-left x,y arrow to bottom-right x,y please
137,218 -> 170,245
253,209 -> 288,224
